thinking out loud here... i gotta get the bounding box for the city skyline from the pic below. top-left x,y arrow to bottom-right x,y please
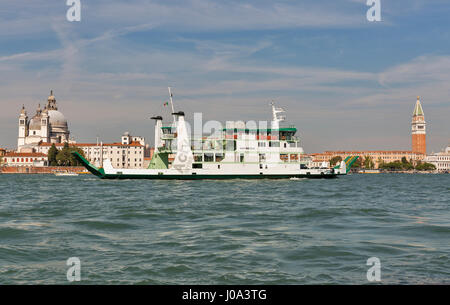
1,0 -> 449,152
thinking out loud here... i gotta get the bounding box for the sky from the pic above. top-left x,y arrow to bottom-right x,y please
0,0 -> 449,153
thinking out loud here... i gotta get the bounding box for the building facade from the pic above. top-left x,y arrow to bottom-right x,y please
18,91 -> 72,152
425,146 -> 450,172
3,152 -> 48,167
36,132 -> 146,169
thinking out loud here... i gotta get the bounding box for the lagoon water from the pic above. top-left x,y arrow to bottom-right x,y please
0,173 -> 449,284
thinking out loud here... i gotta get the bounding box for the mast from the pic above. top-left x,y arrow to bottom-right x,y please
168,87 -> 176,124
100,141 -> 103,168
270,101 -> 285,130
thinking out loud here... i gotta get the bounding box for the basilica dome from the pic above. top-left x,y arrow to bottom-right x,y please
47,110 -> 68,128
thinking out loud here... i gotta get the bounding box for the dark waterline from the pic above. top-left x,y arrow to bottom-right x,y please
0,173 -> 449,284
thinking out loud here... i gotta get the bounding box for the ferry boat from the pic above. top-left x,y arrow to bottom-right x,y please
73,93 -> 358,180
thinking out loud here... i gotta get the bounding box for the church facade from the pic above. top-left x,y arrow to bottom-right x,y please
18,91 -> 71,152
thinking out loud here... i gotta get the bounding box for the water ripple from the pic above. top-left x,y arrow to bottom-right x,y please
0,173 -> 449,284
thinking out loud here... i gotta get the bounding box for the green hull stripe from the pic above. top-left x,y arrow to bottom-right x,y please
71,152 -> 105,178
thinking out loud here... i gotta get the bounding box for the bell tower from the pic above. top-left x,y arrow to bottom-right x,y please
18,105 -> 28,149
411,96 -> 426,154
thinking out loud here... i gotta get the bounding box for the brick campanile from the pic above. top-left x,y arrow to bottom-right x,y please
411,96 -> 426,154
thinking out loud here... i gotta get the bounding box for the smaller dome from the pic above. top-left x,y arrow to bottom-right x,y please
29,115 -> 42,130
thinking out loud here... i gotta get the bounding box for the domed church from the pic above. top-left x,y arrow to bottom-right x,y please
18,91 -> 71,151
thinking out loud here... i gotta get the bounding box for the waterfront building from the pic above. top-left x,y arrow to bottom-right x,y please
36,132 -> 146,169
309,150 -> 425,169
425,146 -> 450,172
3,152 -> 48,167
18,91 -> 73,152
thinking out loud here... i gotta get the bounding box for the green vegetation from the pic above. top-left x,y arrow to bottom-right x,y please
51,142 -> 86,166
379,161 -> 404,171
330,156 -> 342,166
401,157 -> 414,170
363,156 -> 375,169
48,144 -> 58,166
379,159 -> 435,171
415,161 -> 436,171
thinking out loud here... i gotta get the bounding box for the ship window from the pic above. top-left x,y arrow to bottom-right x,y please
204,153 -> 214,162
193,163 -> 202,169
258,142 -> 266,147
215,153 -> 224,162
194,154 -> 202,162
226,140 -> 235,151
259,154 -> 266,162
20,120 -> 25,125
269,141 -> 280,147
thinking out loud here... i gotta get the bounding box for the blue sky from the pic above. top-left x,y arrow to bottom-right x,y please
0,0 -> 449,153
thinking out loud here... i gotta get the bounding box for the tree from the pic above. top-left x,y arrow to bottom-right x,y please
48,144 -> 58,166
69,147 -> 85,166
56,144 -> 72,166
400,157 -> 414,170
380,161 -> 403,171
364,156 -> 374,169
330,156 -> 343,166
415,162 -> 436,171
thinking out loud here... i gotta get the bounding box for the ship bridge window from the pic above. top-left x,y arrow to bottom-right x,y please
269,141 -> 280,148
215,153 -> 224,162
204,153 -> 214,162
162,128 -> 174,134
226,140 -> 236,151
194,154 -> 203,162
